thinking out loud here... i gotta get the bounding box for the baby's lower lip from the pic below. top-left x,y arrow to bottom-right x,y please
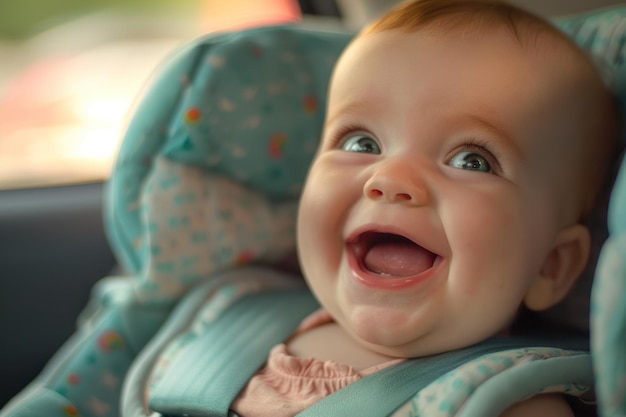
346,245 -> 442,290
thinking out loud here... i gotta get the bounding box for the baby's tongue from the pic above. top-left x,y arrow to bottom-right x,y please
363,235 -> 435,277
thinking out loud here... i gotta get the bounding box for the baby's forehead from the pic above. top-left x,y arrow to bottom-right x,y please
338,14 -> 609,125
336,25 -> 610,149
353,20 -> 600,99
342,23 -> 582,89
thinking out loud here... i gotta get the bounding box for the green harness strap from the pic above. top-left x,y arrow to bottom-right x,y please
149,288 -> 320,417
149,288 -> 588,417
295,337 -> 586,417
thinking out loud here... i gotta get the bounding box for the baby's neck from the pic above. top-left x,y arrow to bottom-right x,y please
286,322 -> 396,372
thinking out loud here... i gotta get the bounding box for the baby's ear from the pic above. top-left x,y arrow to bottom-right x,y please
523,224 -> 590,311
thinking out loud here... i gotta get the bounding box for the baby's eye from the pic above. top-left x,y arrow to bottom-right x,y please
340,134 -> 381,154
448,150 -> 492,173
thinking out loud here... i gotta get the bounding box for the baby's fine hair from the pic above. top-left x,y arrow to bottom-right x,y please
362,0 -> 573,49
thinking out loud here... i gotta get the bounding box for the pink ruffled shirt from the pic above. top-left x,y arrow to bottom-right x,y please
230,310 -> 401,417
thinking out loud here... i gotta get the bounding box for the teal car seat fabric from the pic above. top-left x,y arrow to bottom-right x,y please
556,8 -> 626,417
105,25 -> 351,286
546,6 -> 626,334
2,4 -> 626,417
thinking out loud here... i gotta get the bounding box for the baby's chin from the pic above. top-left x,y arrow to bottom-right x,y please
347,322 -> 503,360
360,337 -> 453,359
334,307 -> 442,357
342,323 -> 436,359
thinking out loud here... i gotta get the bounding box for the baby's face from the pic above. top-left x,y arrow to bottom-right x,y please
297,27 -> 590,358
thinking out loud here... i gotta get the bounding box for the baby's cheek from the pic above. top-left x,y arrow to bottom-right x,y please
450,198 -> 519,254
298,192 -> 337,263
446,192 -> 527,290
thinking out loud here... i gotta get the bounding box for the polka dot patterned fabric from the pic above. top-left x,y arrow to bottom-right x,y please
135,156 -> 298,302
105,25 -> 352,302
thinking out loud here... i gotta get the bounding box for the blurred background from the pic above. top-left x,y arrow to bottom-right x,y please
0,0 -> 623,409
0,0 -> 339,190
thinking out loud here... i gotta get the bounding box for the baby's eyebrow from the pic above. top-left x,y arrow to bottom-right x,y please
461,113 -> 525,162
324,100 -> 371,128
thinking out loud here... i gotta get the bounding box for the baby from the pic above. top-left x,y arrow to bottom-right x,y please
232,0 -> 618,416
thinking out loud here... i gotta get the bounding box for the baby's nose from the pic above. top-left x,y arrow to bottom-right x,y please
364,161 -> 429,206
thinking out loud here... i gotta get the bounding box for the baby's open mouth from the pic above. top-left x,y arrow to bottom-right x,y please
348,231 -> 438,277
